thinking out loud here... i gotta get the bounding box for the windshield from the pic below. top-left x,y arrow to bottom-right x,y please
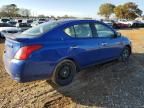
22,21 -> 59,36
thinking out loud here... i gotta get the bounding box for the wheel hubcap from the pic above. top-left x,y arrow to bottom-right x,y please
122,49 -> 129,60
59,65 -> 71,79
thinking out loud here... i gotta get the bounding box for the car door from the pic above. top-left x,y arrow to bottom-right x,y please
94,22 -> 123,61
64,23 -> 100,67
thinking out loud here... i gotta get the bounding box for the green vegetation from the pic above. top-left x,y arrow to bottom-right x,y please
0,4 -> 31,17
98,2 -> 143,20
98,3 -> 115,19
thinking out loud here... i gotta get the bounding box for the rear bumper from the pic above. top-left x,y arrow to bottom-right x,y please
3,55 -> 56,82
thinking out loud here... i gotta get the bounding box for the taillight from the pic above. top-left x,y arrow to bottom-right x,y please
14,44 -> 42,60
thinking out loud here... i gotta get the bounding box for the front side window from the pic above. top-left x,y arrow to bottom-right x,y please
95,23 -> 115,38
74,24 -> 92,38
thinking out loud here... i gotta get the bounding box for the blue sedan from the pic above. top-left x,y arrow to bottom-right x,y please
3,19 -> 131,86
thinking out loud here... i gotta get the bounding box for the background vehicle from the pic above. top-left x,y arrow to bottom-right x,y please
0,22 -> 14,27
0,22 -> 21,38
117,19 -> 144,28
3,19 -> 131,86
7,20 -> 17,26
132,20 -> 144,28
16,22 -> 31,31
15,19 -> 23,23
103,20 -> 113,27
0,18 -> 10,23
26,19 -> 33,24
31,21 -> 45,27
100,20 -> 127,29
38,18 -> 46,22
114,22 -> 129,29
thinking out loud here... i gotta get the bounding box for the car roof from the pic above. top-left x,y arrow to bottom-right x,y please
57,19 -> 97,25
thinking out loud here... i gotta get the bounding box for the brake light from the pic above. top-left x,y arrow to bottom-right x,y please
14,44 -> 42,60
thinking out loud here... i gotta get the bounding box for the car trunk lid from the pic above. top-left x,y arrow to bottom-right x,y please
5,38 -> 21,59
4,33 -> 42,60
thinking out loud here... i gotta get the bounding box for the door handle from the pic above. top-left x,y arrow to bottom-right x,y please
70,45 -> 78,49
101,43 -> 108,46
116,42 -> 122,45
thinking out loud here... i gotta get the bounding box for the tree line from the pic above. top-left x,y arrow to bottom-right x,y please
98,2 -> 143,20
0,2 -> 142,20
0,4 -> 31,18
0,4 -> 77,19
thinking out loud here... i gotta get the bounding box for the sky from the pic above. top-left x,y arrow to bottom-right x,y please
0,0 -> 144,18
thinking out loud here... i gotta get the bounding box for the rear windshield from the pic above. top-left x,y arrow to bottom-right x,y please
22,21 -> 59,36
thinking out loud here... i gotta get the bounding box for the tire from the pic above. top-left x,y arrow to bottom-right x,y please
119,46 -> 131,62
51,60 -> 76,86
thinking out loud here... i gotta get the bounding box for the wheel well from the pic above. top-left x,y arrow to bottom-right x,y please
125,45 -> 132,54
65,58 -> 80,72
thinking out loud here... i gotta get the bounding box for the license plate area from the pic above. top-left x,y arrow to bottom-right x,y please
5,44 -> 13,59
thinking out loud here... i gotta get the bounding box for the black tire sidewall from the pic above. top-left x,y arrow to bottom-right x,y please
52,60 -> 76,86
120,47 -> 130,62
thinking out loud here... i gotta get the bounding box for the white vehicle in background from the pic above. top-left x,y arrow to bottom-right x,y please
0,22 -> 21,38
16,22 -> 31,31
7,20 -> 17,26
31,21 -> 45,27
118,19 -> 144,28
118,19 -> 136,27
102,20 -> 113,27
135,17 -> 144,23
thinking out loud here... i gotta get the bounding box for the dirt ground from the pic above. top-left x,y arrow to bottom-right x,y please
0,28 -> 144,108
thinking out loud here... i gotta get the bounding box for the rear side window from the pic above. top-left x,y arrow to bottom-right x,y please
64,23 -> 92,38
64,26 -> 75,37
95,23 -> 115,38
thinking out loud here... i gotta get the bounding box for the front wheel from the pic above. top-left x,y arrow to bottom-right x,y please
51,60 -> 76,86
119,47 -> 131,62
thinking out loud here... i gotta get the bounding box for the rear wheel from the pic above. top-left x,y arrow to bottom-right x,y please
119,46 -> 131,62
52,60 -> 76,86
